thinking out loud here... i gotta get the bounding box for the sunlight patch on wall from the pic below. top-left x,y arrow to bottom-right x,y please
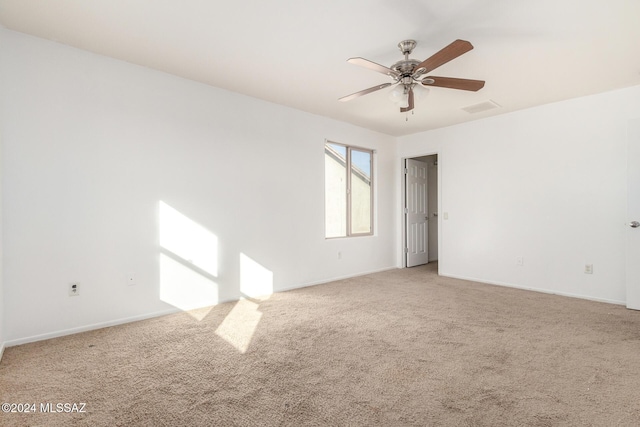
159,201 -> 219,319
239,253 -> 273,300
215,299 -> 262,353
159,254 -> 217,320
159,201 -> 218,277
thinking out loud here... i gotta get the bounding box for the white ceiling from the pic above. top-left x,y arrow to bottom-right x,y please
1,0 -> 639,136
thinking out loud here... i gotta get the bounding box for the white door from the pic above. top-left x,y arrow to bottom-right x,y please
406,159 -> 429,267
626,119 -> 640,309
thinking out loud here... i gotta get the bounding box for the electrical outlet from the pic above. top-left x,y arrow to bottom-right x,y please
585,264 -> 593,274
337,251 -> 342,260
69,282 -> 80,296
516,256 -> 524,266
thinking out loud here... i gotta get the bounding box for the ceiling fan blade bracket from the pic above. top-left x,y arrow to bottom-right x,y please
413,67 -> 427,76
418,77 -> 435,84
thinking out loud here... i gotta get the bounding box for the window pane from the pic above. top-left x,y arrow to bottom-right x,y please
350,149 -> 372,234
325,143 -> 347,237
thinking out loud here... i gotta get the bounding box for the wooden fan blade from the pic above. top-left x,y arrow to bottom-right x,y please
339,83 -> 393,102
347,57 -> 400,78
400,87 -> 415,112
422,76 -> 485,91
413,39 -> 474,75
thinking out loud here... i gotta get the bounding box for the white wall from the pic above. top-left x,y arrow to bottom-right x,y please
0,28 -> 5,358
0,116 -> 4,359
0,29 -> 398,344
399,85 -> 640,304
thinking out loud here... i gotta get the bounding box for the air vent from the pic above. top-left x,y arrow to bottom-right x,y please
461,100 -> 501,114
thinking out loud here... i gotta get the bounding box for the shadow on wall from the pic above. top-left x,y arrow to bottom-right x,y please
158,201 -> 274,353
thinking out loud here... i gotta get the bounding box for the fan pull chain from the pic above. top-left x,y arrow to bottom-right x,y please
405,110 -> 415,122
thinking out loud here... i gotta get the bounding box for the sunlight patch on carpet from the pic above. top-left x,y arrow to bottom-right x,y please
215,299 -> 262,353
215,254 -> 272,352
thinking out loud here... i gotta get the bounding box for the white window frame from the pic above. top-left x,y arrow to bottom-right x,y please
324,140 -> 374,238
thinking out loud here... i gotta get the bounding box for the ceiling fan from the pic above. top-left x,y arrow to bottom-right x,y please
339,39 -> 485,113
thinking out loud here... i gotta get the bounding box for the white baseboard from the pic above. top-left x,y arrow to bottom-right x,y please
4,307 -> 182,348
5,267 -> 399,348
439,272 -> 626,306
277,266 -> 398,293
0,342 -> 5,363
7,266 -> 621,351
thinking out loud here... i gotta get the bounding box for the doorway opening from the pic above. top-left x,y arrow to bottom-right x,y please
402,154 -> 439,269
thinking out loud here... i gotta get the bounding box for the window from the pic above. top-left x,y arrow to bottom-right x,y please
324,141 -> 373,238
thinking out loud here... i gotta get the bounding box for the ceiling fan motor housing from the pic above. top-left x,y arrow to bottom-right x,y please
392,59 -> 420,76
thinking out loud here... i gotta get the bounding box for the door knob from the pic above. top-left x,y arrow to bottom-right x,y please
630,221 -> 640,228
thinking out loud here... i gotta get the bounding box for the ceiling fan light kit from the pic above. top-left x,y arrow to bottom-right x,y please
340,39 -> 485,115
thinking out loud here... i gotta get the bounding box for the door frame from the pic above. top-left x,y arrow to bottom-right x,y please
401,152 -> 442,270
626,118 -> 640,309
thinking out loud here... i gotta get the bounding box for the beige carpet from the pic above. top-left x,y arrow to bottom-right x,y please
2,263 -> 640,426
